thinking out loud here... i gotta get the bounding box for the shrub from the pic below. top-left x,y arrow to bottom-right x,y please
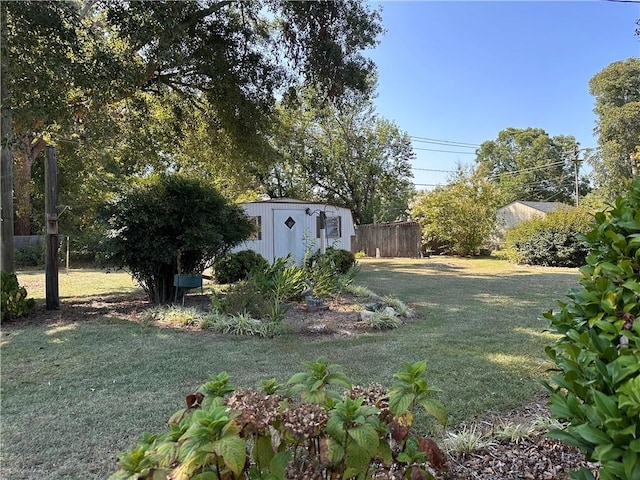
15,241 -> 44,268
98,174 -> 254,304
505,207 -> 592,267
216,257 -> 303,322
214,250 -> 269,284
326,247 -> 356,274
307,247 -> 356,275
110,358 -> 448,480
252,256 -> 307,302
1,272 -> 36,321
543,181 -> 640,480
218,280 -> 271,318
304,248 -> 359,297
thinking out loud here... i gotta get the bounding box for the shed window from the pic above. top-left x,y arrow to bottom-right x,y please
317,216 -> 341,239
248,216 -> 262,240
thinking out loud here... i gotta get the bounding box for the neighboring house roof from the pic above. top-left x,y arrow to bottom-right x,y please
496,201 -> 572,237
500,201 -> 568,213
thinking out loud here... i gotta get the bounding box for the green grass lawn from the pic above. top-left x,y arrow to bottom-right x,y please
1,258 -> 580,480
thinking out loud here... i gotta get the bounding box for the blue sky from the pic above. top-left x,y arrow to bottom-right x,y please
365,1 -> 640,189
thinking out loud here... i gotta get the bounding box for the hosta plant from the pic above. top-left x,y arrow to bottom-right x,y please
543,180 -> 640,480
110,358 -> 448,480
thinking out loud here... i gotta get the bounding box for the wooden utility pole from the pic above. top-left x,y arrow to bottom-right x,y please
1,4 -> 15,273
573,145 -> 580,208
45,146 -> 59,310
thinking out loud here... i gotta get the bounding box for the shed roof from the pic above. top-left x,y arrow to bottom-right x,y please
242,198 -> 349,209
244,198 -> 308,204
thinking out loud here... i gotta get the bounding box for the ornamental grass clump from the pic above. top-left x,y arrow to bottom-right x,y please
543,179 -> 640,480
366,310 -> 402,330
110,358 -> 448,480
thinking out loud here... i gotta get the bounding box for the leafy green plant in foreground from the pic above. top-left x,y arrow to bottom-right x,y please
543,180 -> 640,480
1,271 -> 36,321
110,358 -> 448,480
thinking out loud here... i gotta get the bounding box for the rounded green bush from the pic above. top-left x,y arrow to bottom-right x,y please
544,180 -> 640,480
505,207 -> 592,267
214,250 -> 269,284
98,174 -> 255,304
328,247 -> 356,274
307,247 -> 356,275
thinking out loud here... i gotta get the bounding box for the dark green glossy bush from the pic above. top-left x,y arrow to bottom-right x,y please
543,181 -> 640,480
505,207 -> 592,267
214,250 -> 269,284
98,175 -> 254,304
307,247 -> 356,275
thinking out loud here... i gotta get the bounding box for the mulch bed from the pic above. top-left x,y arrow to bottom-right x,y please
440,398 -> 599,479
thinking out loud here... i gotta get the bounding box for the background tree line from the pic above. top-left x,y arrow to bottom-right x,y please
410,57 -> 639,257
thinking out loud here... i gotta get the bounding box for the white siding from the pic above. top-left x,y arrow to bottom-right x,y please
232,201 -> 355,263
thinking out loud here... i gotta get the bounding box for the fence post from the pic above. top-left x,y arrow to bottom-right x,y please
45,146 -> 59,310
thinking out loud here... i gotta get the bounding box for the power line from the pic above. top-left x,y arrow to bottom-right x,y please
411,167 -> 456,173
410,135 -> 481,148
413,147 -> 476,155
486,160 -> 567,179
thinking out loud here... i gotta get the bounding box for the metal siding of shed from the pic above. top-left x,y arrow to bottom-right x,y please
232,202 -> 354,260
234,202 -> 274,260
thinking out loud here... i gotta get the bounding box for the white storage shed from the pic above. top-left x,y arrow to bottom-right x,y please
232,199 -> 355,264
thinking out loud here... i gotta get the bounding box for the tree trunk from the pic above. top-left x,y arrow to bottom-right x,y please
14,151 -> 33,235
151,273 -> 182,304
1,3 -> 14,272
14,135 -> 47,235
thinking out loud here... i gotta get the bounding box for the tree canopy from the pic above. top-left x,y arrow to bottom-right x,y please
588,57 -> 640,199
1,0 -> 384,272
410,167 -> 502,256
260,89 -> 415,225
475,127 -> 589,206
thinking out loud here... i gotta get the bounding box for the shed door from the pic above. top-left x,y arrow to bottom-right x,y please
273,209 -> 306,264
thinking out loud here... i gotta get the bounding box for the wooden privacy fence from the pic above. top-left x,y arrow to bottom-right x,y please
352,221 -> 422,258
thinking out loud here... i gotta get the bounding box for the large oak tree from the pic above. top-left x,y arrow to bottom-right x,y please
475,127 -> 589,205
261,89 -> 415,225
